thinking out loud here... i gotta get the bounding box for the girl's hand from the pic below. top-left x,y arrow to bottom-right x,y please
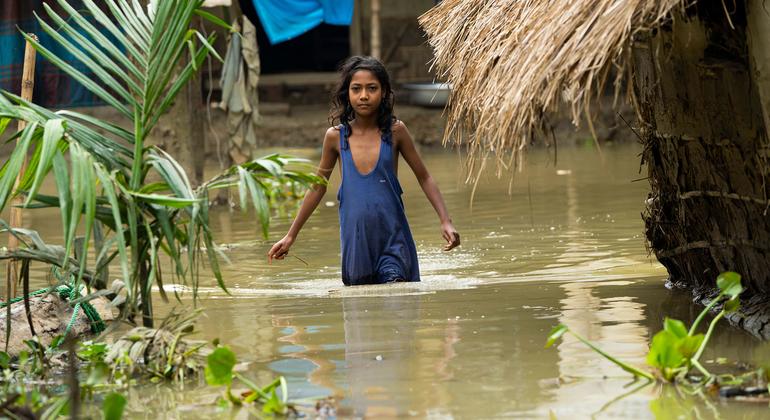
441,221 -> 460,251
268,235 -> 295,263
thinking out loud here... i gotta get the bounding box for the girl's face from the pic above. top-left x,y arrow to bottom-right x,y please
348,70 -> 382,117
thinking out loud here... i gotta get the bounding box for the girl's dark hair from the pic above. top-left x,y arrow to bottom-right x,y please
329,56 -> 396,137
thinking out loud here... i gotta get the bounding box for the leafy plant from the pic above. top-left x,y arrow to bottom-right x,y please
546,272 -> 745,383
102,392 -> 127,420
0,0 -> 323,327
205,345 -> 290,415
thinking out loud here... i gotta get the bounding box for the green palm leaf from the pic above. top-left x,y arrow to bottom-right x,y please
0,0 -> 323,328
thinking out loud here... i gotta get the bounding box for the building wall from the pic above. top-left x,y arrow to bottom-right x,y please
354,0 -> 439,82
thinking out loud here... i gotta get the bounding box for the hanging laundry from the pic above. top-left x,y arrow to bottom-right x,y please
219,17 -> 261,164
250,0 -> 354,44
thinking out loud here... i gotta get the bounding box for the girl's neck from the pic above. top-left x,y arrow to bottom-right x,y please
351,113 -> 378,132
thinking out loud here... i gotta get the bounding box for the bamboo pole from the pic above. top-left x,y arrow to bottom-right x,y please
6,35 -> 37,300
371,0 -> 381,59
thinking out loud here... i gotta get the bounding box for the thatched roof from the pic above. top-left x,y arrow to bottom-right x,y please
419,0 -> 684,175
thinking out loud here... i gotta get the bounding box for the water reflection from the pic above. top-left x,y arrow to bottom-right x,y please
343,295 -> 422,416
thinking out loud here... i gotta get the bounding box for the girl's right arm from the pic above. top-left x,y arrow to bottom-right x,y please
268,127 -> 340,262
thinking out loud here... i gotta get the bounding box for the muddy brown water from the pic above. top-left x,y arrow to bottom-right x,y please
10,143 -> 770,418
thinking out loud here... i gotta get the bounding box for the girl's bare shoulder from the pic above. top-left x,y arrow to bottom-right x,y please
323,126 -> 342,151
391,119 -> 408,132
391,119 -> 411,146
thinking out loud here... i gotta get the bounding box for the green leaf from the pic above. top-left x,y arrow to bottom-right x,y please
676,334 -> 704,359
153,207 -> 182,279
194,30 -> 223,62
205,346 -> 236,386
0,122 -> 36,211
147,36 -> 212,129
262,389 -> 285,415
74,0 -> 148,66
104,0 -> 150,52
102,392 -> 127,420
647,330 -> 685,377
238,167 -> 269,238
94,165 -> 130,285
137,182 -> 171,194
148,150 -> 194,200
0,117 -> 9,137
50,335 -> 65,349
56,110 -> 134,142
0,351 -> 10,368
717,272 -> 743,298
130,192 -> 200,208
34,10 -> 139,103
63,144 -> 89,271
187,38 -> 197,71
663,317 -> 688,339
545,324 -> 568,348
52,150 -> 71,256
26,119 -> 65,206
193,9 -> 231,31
22,32 -> 132,118
78,342 -> 108,361
129,0 -> 152,31
724,297 -> 741,313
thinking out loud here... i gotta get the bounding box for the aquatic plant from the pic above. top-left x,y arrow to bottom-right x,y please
205,345 -> 291,415
0,0 -> 323,327
0,311 -> 289,418
546,272 -> 745,384
0,338 -> 69,418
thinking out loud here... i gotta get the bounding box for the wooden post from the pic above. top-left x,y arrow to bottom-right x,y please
371,0 -> 381,59
350,0 -> 363,56
6,35 -> 37,300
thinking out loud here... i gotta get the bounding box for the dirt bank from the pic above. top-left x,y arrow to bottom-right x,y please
1,97 -> 635,161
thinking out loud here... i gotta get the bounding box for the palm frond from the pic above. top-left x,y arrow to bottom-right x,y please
0,0 -> 322,328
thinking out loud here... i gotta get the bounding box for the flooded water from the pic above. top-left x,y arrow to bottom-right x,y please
9,143 -> 770,418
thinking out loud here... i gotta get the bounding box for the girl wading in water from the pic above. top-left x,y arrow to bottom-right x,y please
268,56 -> 460,285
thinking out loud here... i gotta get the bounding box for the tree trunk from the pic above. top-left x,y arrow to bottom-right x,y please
632,5 -> 770,337
151,74 -> 205,187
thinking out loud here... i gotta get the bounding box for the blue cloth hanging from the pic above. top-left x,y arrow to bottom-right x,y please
251,0 -> 354,45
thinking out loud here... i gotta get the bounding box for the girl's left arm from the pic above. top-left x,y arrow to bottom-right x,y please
396,121 -> 460,251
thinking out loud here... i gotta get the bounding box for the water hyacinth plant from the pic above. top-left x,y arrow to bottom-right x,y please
546,272 -> 745,384
205,345 -> 290,415
0,0 -> 323,326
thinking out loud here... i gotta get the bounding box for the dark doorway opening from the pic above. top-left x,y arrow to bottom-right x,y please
239,0 -> 350,74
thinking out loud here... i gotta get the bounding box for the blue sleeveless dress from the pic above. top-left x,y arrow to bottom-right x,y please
337,125 -> 420,286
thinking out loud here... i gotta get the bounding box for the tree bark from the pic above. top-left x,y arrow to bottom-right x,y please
151,74 -> 205,187
632,5 -> 770,337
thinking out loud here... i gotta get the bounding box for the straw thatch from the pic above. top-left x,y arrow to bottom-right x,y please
419,0 -> 686,175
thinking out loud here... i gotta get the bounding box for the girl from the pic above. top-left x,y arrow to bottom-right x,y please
268,56 -> 460,285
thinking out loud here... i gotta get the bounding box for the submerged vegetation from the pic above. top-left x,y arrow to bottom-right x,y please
0,312 -> 291,417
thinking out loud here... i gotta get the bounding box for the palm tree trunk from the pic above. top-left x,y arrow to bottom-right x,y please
632,5 -> 770,337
